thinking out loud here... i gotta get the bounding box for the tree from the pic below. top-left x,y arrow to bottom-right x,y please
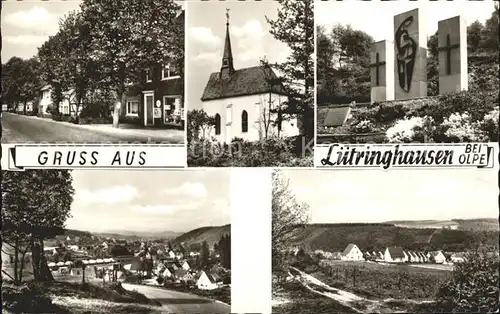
201,241 -> 210,268
73,259 -> 87,284
435,246 -> 499,312
467,21 -> 484,52
110,245 -> 131,257
1,57 -> 40,113
272,170 -> 310,273
187,109 -> 216,143
2,170 -> 75,283
218,234 -> 231,269
317,24 -> 373,104
266,0 -> 314,140
178,243 -> 185,256
80,0 -> 183,128
427,31 -> 439,96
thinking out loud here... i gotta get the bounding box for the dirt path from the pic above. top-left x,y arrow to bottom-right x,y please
290,267 -> 432,313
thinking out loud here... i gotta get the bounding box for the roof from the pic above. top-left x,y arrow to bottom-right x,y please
205,271 -> 222,284
342,243 -> 358,256
175,269 -> 189,277
200,65 -> 287,101
387,247 -> 405,259
429,251 -> 444,256
323,106 -> 351,127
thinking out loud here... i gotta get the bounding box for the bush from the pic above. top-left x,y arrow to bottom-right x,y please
322,90 -> 498,143
2,282 -> 61,313
79,116 -> 113,125
435,248 -> 499,312
188,136 -> 313,167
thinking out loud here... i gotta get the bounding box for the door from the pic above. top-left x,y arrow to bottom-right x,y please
144,93 -> 154,126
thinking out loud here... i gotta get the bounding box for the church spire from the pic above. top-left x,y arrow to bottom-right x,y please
220,9 -> 234,79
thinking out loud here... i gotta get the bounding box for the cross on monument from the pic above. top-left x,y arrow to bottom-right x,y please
370,53 -> 386,86
438,34 -> 460,75
226,8 -> 230,25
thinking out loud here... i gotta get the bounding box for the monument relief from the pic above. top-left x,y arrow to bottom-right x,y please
395,16 -> 417,92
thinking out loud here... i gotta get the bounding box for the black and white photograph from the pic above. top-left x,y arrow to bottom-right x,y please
186,0 -> 314,167
2,169 -> 231,314
1,0 -> 185,144
272,168 -> 499,313
316,1 -> 498,144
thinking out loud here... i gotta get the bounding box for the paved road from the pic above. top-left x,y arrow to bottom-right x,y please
1,113 -> 184,144
122,283 -> 231,314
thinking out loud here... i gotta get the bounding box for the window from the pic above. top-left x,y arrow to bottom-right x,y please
145,68 -> 152,82
161,64 -> 180,80
241,110 -> 248,133
127,100 -> 139,116
215,114 -> 221,135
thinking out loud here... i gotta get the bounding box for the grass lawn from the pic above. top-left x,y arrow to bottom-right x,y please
312,260 -> 451,300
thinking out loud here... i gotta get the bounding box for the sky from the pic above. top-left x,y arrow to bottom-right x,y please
1,0 -> 186,62
186,0 -> 290,110
316,0 -> 495,42
282,167 -> 499,224
65,169 -> 230,234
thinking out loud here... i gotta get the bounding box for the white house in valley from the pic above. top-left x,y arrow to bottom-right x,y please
200,12 -> 299,143
450,253 -> 466,264
428,251 -> 446,264
384,247 -> 407,263
162,267 -> 173,278
196,270 -> 223,290
340,243 -> 364,261
181,261 -> 190,271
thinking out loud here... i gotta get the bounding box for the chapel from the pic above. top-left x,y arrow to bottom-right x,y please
200,11 -> 299,143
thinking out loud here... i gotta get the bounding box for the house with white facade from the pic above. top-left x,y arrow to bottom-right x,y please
384,247 -> 407,263
340,244 -> 364,261
427,251 -> 446,264
200,11 -> 299,143
181,260 -> 190,271
196,270 -> 223,290
38,85 -> 79,117
450,253 -> 466,264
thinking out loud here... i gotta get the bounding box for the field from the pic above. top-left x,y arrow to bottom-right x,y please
306,260 -> 451,300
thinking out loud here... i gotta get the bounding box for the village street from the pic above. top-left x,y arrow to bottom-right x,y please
1,113 -> 185,144
121,283 -> 231,314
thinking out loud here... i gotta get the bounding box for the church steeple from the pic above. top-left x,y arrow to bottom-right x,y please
220,9 -> 234,79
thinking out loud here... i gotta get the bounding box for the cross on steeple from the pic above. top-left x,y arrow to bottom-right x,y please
439,34 -> 460,75
370,53 -> 386,86
220,8 -> 234,79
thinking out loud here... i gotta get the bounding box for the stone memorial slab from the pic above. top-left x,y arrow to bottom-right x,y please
438,16 -> 468,94
394,9 -> 427,99
370,40 -> 395,102
324,106 -> 351,127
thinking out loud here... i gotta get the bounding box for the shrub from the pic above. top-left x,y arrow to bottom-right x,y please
188,136 -> 312,167
2,282 -> 59,313
435,248 -> 499,313
385,116 -> 434,143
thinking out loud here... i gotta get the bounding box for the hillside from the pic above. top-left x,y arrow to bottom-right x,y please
173,224 -> 230,248
93,230 -> 182,240
290,223 -> 499,253
386,218 -> 499,231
